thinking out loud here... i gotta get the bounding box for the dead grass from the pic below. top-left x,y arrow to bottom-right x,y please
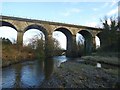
2,45 -> 35,67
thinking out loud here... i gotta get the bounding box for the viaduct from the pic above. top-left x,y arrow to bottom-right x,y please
0,15 -> 102,57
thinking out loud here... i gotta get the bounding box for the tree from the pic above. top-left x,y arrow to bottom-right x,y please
45,36 -> 61,57
1,37 -> 12,45
27,33 -> 61,58
76,36 -> 84,56
100,16 -> 120,52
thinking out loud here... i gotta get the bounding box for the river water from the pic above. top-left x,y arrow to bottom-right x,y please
2,56 -> 68,88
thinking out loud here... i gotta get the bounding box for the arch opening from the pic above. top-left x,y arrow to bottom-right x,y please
96,32 -> 102,48
95,36 -> 100,49
23,24 -> 47,49
0,26 -> 17,44
53,31 -> 66,50
54,27 -> 72,56
78,30 -> 93,55
23,29 -> 45,49
76,33 -> 85,56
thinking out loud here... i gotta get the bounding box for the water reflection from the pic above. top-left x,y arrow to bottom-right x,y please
2,67 -> 15,88
21,60 -> 44,88
14,63 -> 22,88
2,56 -> 67,88
44,59 -> 54,80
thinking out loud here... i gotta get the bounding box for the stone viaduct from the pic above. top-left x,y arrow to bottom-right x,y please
0,15 -> 102,57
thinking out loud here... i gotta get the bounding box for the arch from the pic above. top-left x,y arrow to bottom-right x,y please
78,30 -> 93,38
23,29 -> 45,46
95,36 -> 100,49
78,30 -> 93,54
54,27 -> 72,39
54,27 -> 73,56
53,31 -> 66,50
96,31 -> 103,47
24,24 -> 48,37
0,21 -> 17,30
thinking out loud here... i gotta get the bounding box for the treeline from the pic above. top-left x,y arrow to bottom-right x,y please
2,33 -> 63,61
1,34 -> 63,67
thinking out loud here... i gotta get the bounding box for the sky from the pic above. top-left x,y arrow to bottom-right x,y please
0,1 -> 119,49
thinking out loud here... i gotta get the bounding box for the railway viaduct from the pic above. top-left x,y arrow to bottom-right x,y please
0,15 -> 102,57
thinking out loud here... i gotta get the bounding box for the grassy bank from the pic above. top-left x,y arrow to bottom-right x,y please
81,52 -> 120,66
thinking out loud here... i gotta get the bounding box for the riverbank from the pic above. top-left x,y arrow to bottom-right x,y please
81,56 -> 119,66
2,45 -> 36,67
40,56 -> 119,88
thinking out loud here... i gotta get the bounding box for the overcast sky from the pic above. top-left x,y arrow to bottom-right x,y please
0,1 -> 119,49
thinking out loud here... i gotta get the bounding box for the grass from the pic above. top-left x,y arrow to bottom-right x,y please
103,68 -> 119,75
81,52 -> 119,66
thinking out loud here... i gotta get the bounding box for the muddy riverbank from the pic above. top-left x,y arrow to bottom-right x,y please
40,59 -> 119,88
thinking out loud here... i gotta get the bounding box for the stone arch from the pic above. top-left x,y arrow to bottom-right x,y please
0,20 -> 17,31
21,24 -> 48,46
24,24 -> 48,38
54,27 -> 72,39
54,27 -> 73,57
78,30 -> 93,54
53,26 -> 73,35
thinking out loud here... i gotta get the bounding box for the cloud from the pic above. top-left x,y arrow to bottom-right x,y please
61,8 -> 81,17
107,7 -> 118,16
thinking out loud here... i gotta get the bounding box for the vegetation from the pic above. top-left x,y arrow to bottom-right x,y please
40,61 -> 119,88
82,56 -> 119,66
1,37 -> 12,45
2,39 -> 35,67
75,16 -> 120,57
76,39 -> 84,57
45,37 -> 63,57
1,33 -> 63,67
98,16 -> 120,52
27,33 -> 62,58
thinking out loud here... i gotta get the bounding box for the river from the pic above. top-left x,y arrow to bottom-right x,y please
2,56 -> 68,88
2,55 -> 118,88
